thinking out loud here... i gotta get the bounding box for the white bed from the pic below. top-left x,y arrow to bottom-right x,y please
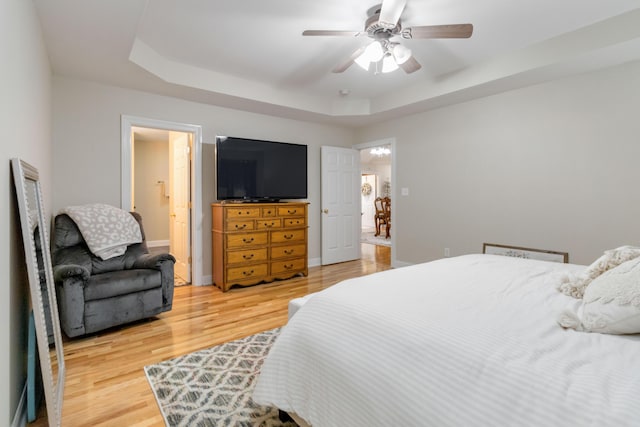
252,254 -> 640,426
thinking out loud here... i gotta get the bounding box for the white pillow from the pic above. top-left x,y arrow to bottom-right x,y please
557,245 -> 640,299
558,256 -> 640,334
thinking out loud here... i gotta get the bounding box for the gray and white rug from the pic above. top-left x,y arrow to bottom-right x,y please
361,231 -> 391,247
145,328 -> 295,427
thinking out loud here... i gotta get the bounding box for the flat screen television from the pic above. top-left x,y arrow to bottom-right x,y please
215,136 -> 308,202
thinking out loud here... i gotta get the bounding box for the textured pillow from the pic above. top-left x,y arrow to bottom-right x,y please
557,245 -> 640,299
558,256 -> 640,334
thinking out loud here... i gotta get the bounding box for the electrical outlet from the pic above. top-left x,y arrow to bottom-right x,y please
444,248 -> 450,257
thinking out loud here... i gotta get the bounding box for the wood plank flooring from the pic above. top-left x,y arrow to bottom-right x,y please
30,243 -> 391,427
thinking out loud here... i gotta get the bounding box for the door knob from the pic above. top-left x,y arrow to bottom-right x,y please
322,209 -> 329,214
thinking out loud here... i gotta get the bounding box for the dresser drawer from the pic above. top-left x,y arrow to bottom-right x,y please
271,244 -> 306,259
256,218 -> 282,230
227,263 -> 268,282
283,217 -> 306,227
261,206 -> 277,217
226,220 -> 254,231
271,229 -> 305,243
227,248 -> 268,264
277,206 -> 304,217
227,232 -> 268,248
226,207 -> 261,219
271,258 -> 306,275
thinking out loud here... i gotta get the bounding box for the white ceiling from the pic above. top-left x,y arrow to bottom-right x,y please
34,0 -> 640,127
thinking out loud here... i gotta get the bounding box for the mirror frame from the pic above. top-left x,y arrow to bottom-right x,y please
11,158 -> 65,427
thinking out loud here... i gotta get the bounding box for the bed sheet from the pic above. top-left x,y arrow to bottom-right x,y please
253,254 -> 640,427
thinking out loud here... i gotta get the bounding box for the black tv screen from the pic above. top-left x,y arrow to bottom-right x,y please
215,136 -> 308,201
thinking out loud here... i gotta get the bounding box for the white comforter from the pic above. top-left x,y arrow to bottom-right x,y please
253,254 -> 640,426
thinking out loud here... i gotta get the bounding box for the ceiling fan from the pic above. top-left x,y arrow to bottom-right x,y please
302,0 -> 473,74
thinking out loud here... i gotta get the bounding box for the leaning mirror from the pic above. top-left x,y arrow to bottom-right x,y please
11,158 -> 65,427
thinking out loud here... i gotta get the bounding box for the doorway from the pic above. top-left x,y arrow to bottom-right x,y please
359,143 -> 392,249
121,115 -> 204,286
132,127 -> 192,285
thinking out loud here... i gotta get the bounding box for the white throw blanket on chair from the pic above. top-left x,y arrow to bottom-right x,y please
60,203 -> 142,260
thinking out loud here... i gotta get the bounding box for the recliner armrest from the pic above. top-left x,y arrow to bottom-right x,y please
132,253 -> 176,270
53,264 -> 90,282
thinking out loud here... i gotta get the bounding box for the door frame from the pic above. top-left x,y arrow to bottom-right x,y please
121,115 -> 204,286
354,138 -> 397,266
168,131 -> 191,283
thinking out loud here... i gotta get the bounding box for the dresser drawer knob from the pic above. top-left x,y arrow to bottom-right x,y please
242,237 -> 254,243
243,254 -> 254,260
235,224 -> 247,230
284,234 -> 293,240
242,270 -> 254,276
284,249 -> 293,255
287,209 -> 297,215
284,264 -> 294,270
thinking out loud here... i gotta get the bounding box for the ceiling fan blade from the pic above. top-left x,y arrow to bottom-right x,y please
332,46 -> 367,73
399,56 -> 422,74
302,30 -> 363,37
403,24 -> 473,39
378,0 -> 407,28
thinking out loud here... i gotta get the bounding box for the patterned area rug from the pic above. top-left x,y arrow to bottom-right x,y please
361,231 -> 391,247
145,328 -> 295,427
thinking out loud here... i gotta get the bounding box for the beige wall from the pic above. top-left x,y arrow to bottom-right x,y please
134,139 -> 170,243
53,60 -> 640,273
0,0 -> 52,423
52,77 -> 356,280
362,163 -> 391,197
358,60 -> 640,266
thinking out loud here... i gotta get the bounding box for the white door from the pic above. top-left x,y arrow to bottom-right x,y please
169,131 -> 191,282
321,146 -> 360,265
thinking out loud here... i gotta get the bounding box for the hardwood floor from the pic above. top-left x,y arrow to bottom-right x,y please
31,243 -> 391,427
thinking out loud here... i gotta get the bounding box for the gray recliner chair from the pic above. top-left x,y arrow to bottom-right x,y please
52,211 -> 175,338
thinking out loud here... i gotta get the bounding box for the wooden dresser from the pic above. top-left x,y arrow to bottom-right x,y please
212,202 -> 308,292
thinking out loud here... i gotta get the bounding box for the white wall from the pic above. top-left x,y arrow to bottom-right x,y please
358,60 -> 640,266
134,139 -> 170,243
52,77 -> 356,280
0,0 -> 52,423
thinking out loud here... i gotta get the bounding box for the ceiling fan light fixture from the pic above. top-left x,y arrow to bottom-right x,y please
354,53 -> 371,71
392,44 -> 412,65
381,54 -> 399,73
355,41 -> 384,70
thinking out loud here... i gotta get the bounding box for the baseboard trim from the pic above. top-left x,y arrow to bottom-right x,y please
197,275 -> 213,286
147,240 -> 170,248
12,384 -> 27,427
